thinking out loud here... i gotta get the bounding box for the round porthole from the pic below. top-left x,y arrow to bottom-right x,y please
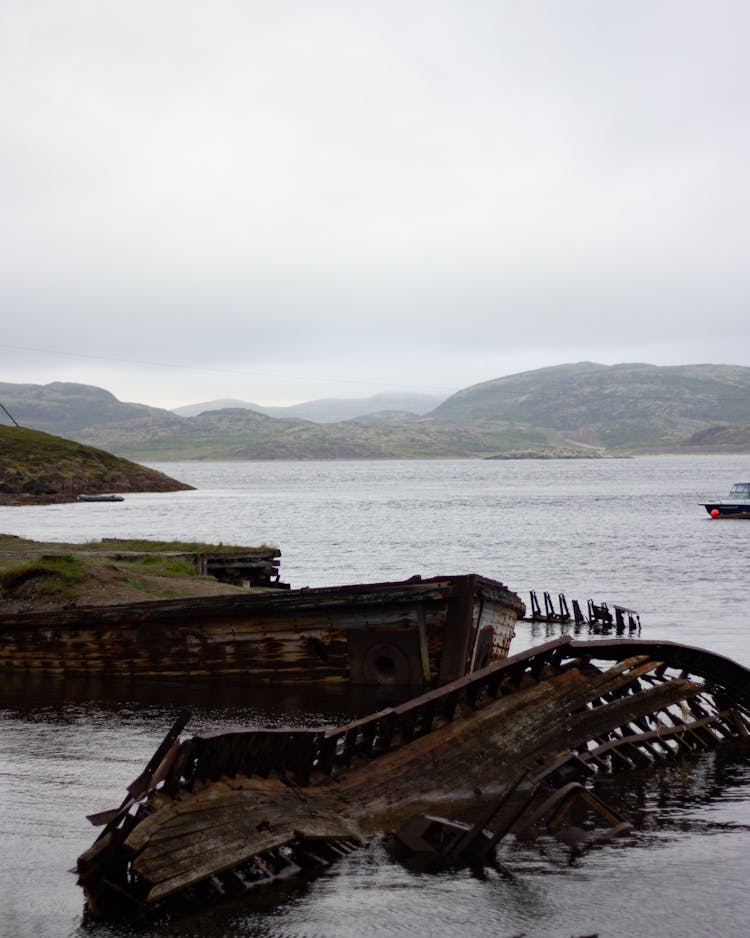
375,654 -> 396,676
361,642 -> 414,684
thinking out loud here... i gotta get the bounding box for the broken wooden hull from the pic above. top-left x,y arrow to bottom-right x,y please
0,574 -> 524,687
77,635 -> 750,921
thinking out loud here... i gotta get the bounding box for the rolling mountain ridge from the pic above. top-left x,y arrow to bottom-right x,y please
1,363 -> 749,459
172,391 -> 446,422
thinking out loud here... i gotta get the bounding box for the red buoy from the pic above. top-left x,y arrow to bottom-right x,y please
711,508 -> 720,518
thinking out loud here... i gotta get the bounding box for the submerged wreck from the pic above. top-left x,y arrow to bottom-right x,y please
0,574 -> 524,688
77,634 -> 750,922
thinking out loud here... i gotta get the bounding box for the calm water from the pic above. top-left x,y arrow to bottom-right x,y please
1,456 -> 749,937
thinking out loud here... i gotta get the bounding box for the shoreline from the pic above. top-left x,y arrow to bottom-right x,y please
0,494 -> 79,507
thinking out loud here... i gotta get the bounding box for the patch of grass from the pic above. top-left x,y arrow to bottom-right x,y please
0,537 -> 281,609
93,538 -> 278,554
120,575 -> 151,594
0,534 -> 40,551
0,554 -> 85,602
130,555 -> 196,577
118,574 -> 184,598
0,534 -> 278,555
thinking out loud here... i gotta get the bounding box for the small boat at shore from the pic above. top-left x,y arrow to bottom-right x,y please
0,574 -> 524,688
702,481 -> 750,518
78,494 -> 125,502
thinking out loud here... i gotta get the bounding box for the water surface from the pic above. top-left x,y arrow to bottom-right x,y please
1,456 -> 749,936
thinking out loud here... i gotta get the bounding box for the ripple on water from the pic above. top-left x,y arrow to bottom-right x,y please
1,456 -> 750,938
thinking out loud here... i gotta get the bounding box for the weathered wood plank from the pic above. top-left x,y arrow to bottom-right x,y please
77,635 -> 750,922
143,837 -> 287,898
0,575 -> 525,685
136,794 -> 361,898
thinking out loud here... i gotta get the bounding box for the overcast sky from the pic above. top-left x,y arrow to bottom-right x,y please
1,1 -> 748,409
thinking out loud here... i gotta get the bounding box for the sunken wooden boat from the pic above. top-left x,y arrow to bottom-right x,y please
0,574 -> 524,688
77,635 -> 750,922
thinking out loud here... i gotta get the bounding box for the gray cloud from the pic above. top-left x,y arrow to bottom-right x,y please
2,1 -> 748,408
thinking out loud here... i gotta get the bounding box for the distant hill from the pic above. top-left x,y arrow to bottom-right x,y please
0,426 -> 193,502
347,410 -> 422,424
684,423 -> 750,449
431,362 -> 750,449
173,391 -> 447,422
0,381 -> 173,435
171,398 -> 263,418
76,407 -> 432,459
74,406 -> 568,460
3,364 -> 750,459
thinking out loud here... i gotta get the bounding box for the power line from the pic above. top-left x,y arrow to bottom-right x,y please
0,343 -> 456,394
0,401 -> 20,426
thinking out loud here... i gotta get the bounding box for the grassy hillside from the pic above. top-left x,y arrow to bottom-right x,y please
431,362 -> 750,449
0,380 -> 174,434
173,391 -> 446,421
0,426 -> 193,499
0,536 -> 274,611
74,406 -> 582,460
4,363 -> 750,459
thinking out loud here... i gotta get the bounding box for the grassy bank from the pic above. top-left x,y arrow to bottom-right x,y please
0,536 -> 280,611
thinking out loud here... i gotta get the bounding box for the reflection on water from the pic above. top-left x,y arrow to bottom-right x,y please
0,672 -> 414,729
4,674 -> 750,938
2,456 -> 750,937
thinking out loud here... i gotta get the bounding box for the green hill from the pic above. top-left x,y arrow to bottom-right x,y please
0,426 -> 193,501
0,381 -> 174,435
71,406 -> 573,460
431,362 -> 750,449
3,363 -> 750,459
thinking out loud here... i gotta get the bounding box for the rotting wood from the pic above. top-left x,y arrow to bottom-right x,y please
386,777 -> 633,863
77,635 -> 750,922
525,590 -> 641,636
0,574 -> 524,688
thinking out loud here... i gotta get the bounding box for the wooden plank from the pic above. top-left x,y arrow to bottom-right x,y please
437,576 -> 475,684
139,796 -> 362,900
142,836 -> 290,898
135,825 -> 296,880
